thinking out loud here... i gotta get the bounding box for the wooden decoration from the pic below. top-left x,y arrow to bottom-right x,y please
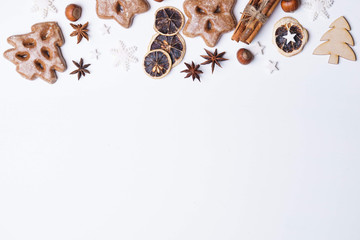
313,16 -> 356,64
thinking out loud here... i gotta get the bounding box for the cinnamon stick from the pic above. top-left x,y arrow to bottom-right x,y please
231,0 -> 258,42
231,0 -> 280,44
244,0 -> 280,44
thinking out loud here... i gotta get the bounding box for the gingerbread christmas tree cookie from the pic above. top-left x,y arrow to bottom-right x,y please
313,16 -> 356,64
183,0 -> 237,47
96,0 -> 150,28
3,22 -> 66,84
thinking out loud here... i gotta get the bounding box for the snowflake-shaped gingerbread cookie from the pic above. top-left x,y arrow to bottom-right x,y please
304,0 -> 334,21
111,40 -> 138,71
32,0 -> 57,19
183,0 -> 237,47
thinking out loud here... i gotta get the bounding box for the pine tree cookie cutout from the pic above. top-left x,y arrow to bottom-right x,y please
313,16 -> 356,64
3,22 -> 67,84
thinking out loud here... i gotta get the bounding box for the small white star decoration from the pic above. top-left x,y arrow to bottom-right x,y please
31,0 -> 57,19
267,60 -> 279,74
252,41 -> 265,55
90,49 -> 101,60
304,0 -> 334,21
101,24 -> 111,35
249,42 -> 280,74
111,40 -> 139,71
283,31 -> 296,44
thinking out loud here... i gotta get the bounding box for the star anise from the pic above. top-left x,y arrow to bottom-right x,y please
70,22 -> 89,44
181,62 -> 203,82
70,58 -> 91,80
201,48 -> 228,73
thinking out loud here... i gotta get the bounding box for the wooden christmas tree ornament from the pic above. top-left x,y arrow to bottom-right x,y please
313,16 -> 356,64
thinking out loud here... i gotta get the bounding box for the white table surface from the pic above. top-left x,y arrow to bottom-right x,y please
1,1 -> 360,240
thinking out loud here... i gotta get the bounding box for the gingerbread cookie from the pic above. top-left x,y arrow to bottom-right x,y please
96,0 -> 150,28
3,22 -> 67,84
183,0 -> 237,47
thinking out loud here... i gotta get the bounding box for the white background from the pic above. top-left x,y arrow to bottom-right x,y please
1,0 -> 360,239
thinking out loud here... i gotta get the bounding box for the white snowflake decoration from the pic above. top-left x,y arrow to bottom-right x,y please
90,49 -> 101,60
252,41 -> 265,55
32,0 -> 57,19
101,24 -> 111,35
267,60 -> 279,74
111,40 -> 138,71
304,0 -> 334,21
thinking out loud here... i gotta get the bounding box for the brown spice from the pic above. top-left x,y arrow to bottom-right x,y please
201,49 -> 228,73
70,22 -> 89,44
181,62 -> 203,82
232,0 -> 281,44
70,58 -> 91,80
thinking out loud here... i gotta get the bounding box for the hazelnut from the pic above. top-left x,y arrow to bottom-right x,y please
65,4 -> 82,22
237,48 -> 254,65
281,0 -> 300,12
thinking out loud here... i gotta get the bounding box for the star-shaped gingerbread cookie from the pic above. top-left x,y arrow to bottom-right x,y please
183,0 -> 237,47
96,0 -> 150,28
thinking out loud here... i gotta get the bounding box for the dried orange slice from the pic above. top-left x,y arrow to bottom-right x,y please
273,17 -> 308,57
154,7 -> 185,36
144,50 -> 172,79
148,33 -> 186,68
